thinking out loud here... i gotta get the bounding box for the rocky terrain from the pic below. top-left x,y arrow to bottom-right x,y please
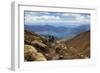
24,30 -> 90,61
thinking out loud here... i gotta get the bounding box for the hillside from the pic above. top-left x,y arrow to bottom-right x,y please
65,31 -> 90,58
24,30 -> 90,61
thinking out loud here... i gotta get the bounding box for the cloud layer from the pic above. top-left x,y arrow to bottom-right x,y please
24,11 -> 90,26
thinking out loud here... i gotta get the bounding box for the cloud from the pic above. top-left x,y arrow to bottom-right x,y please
74,14 -> 90,24
24,11 -> 90,25
62,13 -> 90,24
25,14 -> 61,24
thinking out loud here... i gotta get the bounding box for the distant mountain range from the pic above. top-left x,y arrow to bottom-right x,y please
24,24 -> 90,39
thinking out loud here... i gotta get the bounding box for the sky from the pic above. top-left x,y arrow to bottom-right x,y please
24,11 -> 90,26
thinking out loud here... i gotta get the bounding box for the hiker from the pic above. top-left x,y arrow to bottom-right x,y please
48,35 -> 55,42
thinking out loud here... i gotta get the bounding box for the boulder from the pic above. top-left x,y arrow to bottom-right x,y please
24,45 -> 47,61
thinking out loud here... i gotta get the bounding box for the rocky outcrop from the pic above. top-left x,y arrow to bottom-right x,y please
24,30 -> 90,61
24,45 -> 47,61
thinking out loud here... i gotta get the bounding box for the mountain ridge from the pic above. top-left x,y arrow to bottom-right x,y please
24,24 -> 90,39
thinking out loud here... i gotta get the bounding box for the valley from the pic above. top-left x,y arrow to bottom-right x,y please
24,30 -> 90,61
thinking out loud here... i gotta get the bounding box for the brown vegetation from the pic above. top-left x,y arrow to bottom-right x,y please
24,30 -> 90,61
